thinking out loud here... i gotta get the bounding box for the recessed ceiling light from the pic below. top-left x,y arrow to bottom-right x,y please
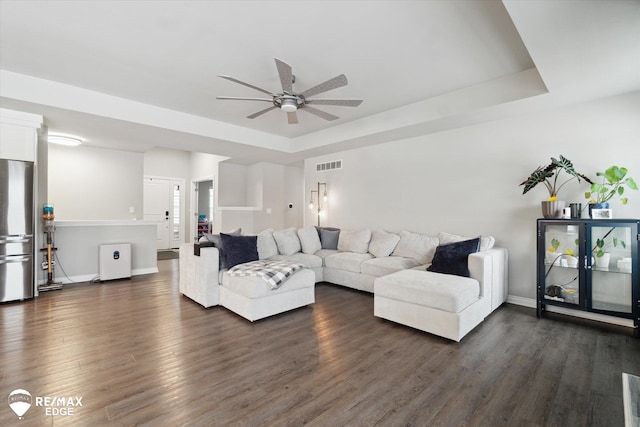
48,133 -> 84,146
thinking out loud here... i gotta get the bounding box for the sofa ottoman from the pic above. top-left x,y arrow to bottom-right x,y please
220,268 -> 315,322
374,269 -> 492,342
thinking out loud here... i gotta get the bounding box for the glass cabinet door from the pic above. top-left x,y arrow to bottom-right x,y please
589,224 -> 634,314
542,223 -> 582,306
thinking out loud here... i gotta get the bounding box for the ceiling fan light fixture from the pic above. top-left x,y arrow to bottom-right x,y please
280,99 -> 298,113
218,58 -> 362,123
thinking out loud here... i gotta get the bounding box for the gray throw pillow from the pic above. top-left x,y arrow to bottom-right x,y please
319,228 -> 340,250
315,226 -> 341,249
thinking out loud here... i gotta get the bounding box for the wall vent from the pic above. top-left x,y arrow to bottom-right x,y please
316,160 -> 342,172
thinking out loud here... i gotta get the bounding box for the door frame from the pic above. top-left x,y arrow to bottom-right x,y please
191,175 -> 215,242
143,175 -> 185,249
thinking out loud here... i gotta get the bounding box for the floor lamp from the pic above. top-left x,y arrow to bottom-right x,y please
309,182 -> 327,226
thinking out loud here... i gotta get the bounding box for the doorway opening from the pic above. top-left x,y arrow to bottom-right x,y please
193,178 -> 214,242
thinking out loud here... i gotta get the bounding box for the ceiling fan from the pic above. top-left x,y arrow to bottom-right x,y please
217,58 -> 363,124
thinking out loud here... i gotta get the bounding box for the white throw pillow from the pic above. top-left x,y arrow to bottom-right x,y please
273,228 -> 302,256
392,230 -> 439,264
337,229 -> 372,254
257,228 -> 279,259
438,231 -> 495,251
298,226 -> 322,255
368,229 -> 400,257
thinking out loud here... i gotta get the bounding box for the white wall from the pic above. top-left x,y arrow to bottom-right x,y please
218,162 -> 304,234
285,165 -> 304,228
48,144 -> 143,220
304,92 -> 640,302
53,222 -> 158,283
259,162 -> 304,233
144,147 -> 191,178
218,163 -> 248,206
189,152 -> 229,238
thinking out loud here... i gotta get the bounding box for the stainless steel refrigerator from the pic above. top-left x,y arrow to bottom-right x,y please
0,158 -> 35,302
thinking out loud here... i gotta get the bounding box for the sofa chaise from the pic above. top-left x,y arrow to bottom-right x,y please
179,226 -> 508,341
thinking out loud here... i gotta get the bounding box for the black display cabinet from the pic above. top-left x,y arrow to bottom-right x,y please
536,218 -> 639,335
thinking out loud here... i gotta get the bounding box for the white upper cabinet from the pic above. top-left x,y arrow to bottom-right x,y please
0,109 -> 43,162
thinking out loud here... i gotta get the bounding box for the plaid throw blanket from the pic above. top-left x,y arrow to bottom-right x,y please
226,260 -> 305,290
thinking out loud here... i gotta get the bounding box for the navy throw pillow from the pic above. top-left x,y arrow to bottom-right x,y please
220,233 -> 258,269
427,238 -> 480,277
205,230 -> 241,269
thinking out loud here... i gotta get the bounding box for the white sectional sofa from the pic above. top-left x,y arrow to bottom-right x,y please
179,226 -> 508,341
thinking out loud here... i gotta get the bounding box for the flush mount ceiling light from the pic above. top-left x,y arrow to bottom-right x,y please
48,133 -> 84,146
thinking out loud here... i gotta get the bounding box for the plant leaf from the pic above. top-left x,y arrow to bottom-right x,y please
625,177 -> 638,190
520,166 -> 555,194
577,173 -> 594,184
604,165 -> 626,184
552,155 -> 578,177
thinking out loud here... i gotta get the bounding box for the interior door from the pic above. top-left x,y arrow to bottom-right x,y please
144,178 -> 171,250
144,177 -> 183,250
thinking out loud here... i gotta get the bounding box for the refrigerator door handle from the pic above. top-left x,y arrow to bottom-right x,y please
0,235 -> 33,244
0,255 -> 31,264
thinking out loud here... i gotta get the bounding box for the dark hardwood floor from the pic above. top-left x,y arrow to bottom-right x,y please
1,259 -> 638,426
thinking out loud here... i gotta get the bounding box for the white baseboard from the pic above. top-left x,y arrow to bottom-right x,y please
133,267 -> 160,276
38,267 -> 159,285
507,295 -> 536,308
507,295 -> 635,328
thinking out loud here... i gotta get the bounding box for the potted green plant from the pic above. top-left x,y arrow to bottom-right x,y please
593,234 -> 627,269
520,155 -> 592,218
585,165 -> 637,217
546,237 -> 579,267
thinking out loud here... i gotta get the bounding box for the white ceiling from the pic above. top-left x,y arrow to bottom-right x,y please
1,0 -> 639,164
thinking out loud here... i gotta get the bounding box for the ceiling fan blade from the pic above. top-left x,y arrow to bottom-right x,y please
300,74 -> 348,98
275,58 -> 293,94
302,106 -> 339,121
287,112 -> 299,124
217,96 -> 273,102
218,75 -> 274,96
305,99 -> 363,107
247,106 -> 278,119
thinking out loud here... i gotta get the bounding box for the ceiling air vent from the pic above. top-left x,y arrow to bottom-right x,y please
316,160 -> 342,172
